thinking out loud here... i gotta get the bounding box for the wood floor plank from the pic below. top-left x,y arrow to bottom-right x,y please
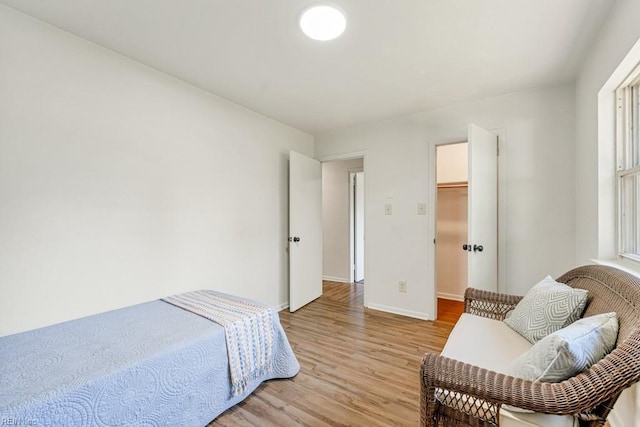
208,281 -> 457,426
437,298 -> 464,324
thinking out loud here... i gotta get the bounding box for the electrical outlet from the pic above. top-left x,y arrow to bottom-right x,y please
398,281 -> 407,292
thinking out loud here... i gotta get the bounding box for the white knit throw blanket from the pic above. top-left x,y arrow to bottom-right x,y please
162,290 -> 275,396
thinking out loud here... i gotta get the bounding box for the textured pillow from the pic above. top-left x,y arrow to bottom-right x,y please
507,312 -> 618,383
503,276 -> 589,343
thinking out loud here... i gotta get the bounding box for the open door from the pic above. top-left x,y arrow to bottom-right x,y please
289,151 -> 323,312
467,124 -> 498,292
354,172 -> 365,282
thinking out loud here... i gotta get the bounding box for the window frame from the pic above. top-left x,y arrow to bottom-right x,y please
616,65 -> 640,261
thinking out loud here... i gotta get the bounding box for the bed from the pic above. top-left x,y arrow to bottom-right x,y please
0,291 -> 300,426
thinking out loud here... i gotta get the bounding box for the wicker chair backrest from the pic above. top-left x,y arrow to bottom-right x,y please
557,265 -> 640,345
556,265 -> 640,419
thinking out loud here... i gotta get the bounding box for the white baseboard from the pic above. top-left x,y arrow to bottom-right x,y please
322,275 -> 351,283
275,302 -> 289,311
366,303 -> 433,321
437,292 -> 464,302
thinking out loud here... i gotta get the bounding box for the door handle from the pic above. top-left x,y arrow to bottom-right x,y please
463,243 -> 483,252
289,236 -> 301,242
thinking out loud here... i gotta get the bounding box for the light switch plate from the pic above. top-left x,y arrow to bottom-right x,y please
385,204 -> 392,215
399,281 -> 407,292
417,202 -> 427,215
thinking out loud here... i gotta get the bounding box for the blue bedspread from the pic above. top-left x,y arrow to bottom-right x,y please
0,296 -> 300,426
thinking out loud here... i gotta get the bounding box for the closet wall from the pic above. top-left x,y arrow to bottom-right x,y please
436,143 -> 468,300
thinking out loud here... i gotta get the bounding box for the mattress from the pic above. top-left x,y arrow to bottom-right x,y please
0,294 -> 300,426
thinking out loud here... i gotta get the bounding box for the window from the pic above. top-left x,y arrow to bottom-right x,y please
616,64 -> 640,260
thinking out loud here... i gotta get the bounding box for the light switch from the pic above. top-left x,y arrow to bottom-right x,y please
417,202 -> 427,215
384,204 -> 392,215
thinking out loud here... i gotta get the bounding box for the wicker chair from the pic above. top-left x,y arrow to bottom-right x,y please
420,265 -> 640,427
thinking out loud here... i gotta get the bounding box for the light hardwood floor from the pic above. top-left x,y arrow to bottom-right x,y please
209,282 -> 460,426
436,298 -> 464,324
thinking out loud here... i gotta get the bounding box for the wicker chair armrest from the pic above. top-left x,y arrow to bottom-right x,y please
420,352 -> 624,417
463,288 -> 522,320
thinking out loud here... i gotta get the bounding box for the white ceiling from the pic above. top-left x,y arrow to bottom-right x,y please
0,0 -> 615,134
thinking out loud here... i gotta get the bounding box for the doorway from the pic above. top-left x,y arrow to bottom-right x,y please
321,157 -> 364,285
429,125 -> 505,321
435,142 -> 468,306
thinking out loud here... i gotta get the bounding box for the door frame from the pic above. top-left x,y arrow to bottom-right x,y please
427,130 -> 507,319
317,150 -> 367,302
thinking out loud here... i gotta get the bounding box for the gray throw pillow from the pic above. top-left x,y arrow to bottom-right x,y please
503,276 -> 589,343
507,312 -> 618,383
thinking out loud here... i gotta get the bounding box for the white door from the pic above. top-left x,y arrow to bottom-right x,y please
289,151 -> 323,312
354,172 -> 365,282
467,124 -> 498,292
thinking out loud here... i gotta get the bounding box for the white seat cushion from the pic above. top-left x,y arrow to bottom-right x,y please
442,313 -> 532,372
440,313 -> 577,427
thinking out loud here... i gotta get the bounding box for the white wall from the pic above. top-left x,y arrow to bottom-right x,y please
0,5 -> 313,337
322,158 -> 363,282
315,84 -> 576,320
575,0 -> 640,264
437,143 -> 468,184
574,1 -> 640,425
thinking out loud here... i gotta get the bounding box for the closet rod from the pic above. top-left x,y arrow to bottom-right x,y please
437,181 -> 468,189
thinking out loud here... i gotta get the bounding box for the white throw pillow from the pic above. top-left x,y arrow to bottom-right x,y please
507,312 -> 618,383
503,276 -> 589,343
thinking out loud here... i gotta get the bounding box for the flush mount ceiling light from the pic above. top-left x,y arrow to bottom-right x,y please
299,5 -> 347,41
